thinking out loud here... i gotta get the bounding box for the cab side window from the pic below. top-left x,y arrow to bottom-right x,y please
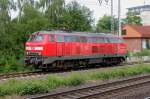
49,35 -> 55,42
80,37 -> 87,42
64,36 -> 72,42
75,36 -> 80,42
56,35 -> 64,42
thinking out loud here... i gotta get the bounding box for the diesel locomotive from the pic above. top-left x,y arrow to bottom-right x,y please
25,30 -> 127,70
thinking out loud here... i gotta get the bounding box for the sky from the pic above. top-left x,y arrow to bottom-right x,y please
66,0 -> 150,22
11,0 -> 150,23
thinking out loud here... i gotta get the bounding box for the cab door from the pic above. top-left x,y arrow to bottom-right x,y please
57,42 -> 64,56
46,34 -> 56,56
64,36 -> 72,56
56,35 -> 64,56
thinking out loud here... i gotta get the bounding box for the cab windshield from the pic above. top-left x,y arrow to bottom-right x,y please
28,35 -> 44,42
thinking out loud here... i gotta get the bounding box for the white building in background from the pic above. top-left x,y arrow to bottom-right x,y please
128,5 -> 150,25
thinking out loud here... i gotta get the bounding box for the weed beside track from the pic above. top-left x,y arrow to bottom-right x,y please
0,63 -> 150,97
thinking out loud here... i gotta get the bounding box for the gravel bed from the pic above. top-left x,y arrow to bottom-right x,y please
0,95 -> 25,99
109,84 -> 150,99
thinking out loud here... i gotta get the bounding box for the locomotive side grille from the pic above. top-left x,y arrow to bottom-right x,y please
76,46 -> 80,54
66,48 -> 70,54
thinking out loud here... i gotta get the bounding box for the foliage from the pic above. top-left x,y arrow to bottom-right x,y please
65,73 -> 86,86
62,1 -> 93,31
122,11 -> 142,25
0,63 -> 150,96
20,80 -> 49,95
96,15 -> 118,33
132,50 -> 150,57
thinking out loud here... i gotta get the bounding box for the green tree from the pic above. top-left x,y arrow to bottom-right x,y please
37,0 -> 65,28
0,0 -> 17,66
14,1 -> 51,44
0,0 -> 16,34
96,15 -> 118,33
123,11 -> 142,25
61,1 -> 93,31
0,0 -> 16,49
16,0 -> 38,22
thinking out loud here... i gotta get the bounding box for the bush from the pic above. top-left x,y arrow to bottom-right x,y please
0,79 -> 22,96
20,80 -> 49,95
133,49 -> 150,57
0,50 -> 30,73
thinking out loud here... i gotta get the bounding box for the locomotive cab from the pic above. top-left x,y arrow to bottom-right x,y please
25,32 -> 46,67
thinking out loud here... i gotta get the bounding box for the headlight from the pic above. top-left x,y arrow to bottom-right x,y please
34,47 -> 43,50
26,52 -> 29,55
26,46 -> 31,50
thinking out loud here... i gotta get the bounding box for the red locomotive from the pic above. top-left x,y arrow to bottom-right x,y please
25,30 -> 127,70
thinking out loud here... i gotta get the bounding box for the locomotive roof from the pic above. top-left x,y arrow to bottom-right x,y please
33,30 -> 120,38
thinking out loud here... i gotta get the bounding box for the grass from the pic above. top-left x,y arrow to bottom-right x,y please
0,63 -> 150,96
128,49 -> 150,57
0,66 -> 32,74
0,55 -> 33,74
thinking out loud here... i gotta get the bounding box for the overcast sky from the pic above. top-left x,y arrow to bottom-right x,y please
11,0 -> 150,23
66,0 -> 150,22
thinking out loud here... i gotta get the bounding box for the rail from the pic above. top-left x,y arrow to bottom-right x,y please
28,74 -> 150,99
0,56 -> 150,81
0,71 -> 47,80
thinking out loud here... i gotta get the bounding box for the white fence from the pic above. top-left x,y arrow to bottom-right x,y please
127,56 -> 150,63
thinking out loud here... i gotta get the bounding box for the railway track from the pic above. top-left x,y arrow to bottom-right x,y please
28,74 -> 150,99
0,71 -> 48,80
0,62 -> 148,81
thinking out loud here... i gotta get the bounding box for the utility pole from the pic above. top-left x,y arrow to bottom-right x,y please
111,0 -> 114,34
118,0 -> 121,36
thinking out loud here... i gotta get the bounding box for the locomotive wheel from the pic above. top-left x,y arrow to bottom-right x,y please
52,62 -> 57,67
42,68 -> 47,72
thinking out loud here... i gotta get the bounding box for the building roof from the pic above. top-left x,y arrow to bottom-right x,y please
128,5 -> 150,10
123,25 -> 150,38
128,5 -> 150,14
129,25 -> 150,37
